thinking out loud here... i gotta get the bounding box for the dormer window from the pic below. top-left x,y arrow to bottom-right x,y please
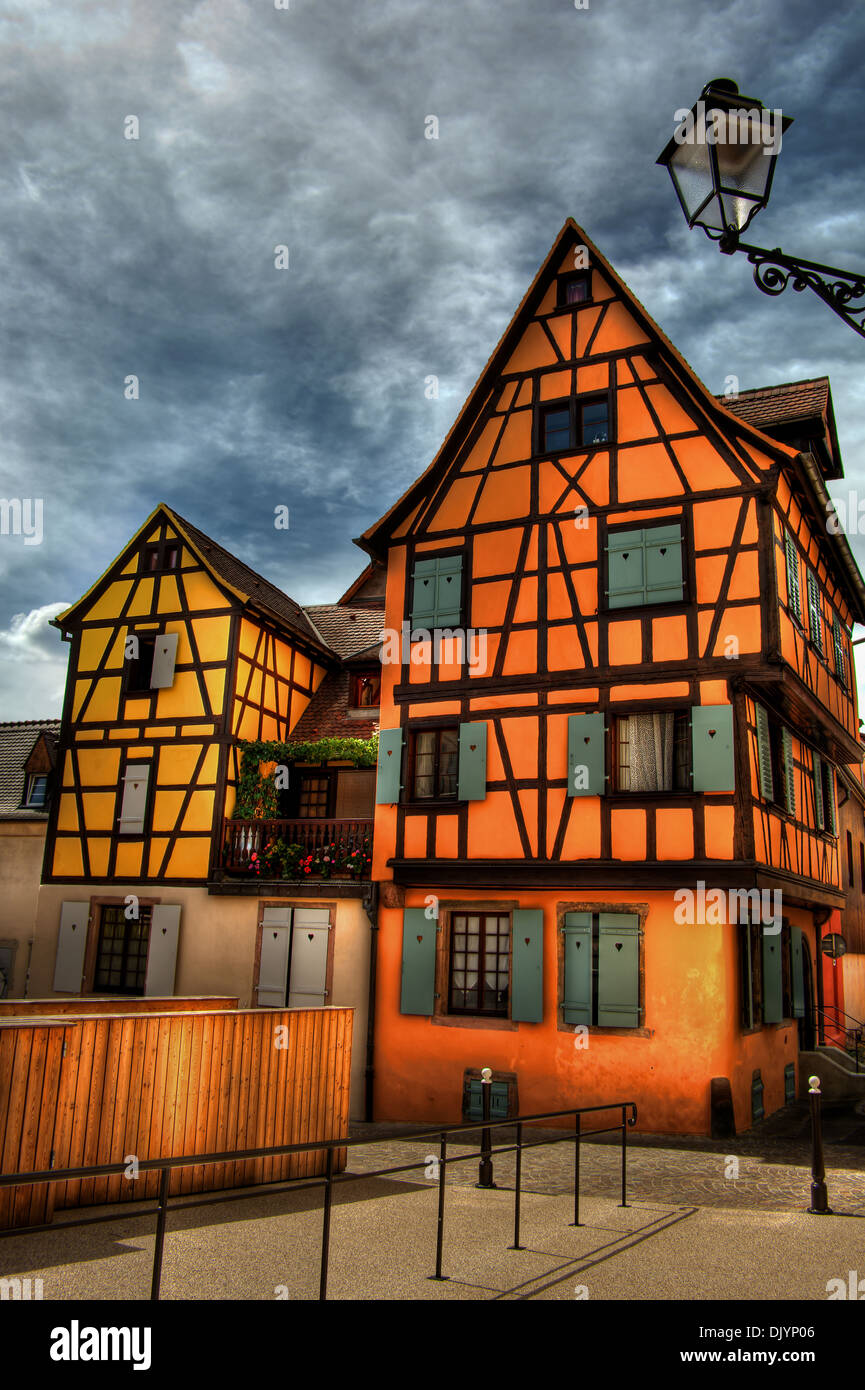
350,671 -> 381,708
24,773 -> 48,808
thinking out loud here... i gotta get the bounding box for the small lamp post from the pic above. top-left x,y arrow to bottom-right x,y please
476,1066 -> 496,1189
657,78 -> 865,338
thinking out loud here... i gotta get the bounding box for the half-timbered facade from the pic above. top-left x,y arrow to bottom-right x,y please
359,220 -> 865,1134
27,506 -> 381,1114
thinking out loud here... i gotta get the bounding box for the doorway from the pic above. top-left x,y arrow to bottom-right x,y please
799,941 -> 816,1051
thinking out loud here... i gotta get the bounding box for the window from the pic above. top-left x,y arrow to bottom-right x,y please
411,727 -> 459,800
125,635 -> 157,694
350,670 -> 381,708
847,830 -> 855,887
562,911 -> 641,1029
557,272 -> 591,306
298,774 -> 332,818
410,552 -> 463,629
832,614 -> 848,686
859,840 -> 864,891
538,395 -> 610,455
813,752 -> 837,835
142,542 -> 180,572
784,532 -> 802,624
93,904 -> 152,995
754,704 -> 795,814
24,773 -> 48,808
807,570 -> 823,653
606,522 -> 684,608
612,711 -> 691,792
449,912 -> 510,1016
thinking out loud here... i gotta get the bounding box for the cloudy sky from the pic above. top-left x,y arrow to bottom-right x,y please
1,0 -> 864,717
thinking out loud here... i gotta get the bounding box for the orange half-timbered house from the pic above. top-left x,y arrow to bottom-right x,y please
359,220 -> 865,1135
27,506 -> 383,1114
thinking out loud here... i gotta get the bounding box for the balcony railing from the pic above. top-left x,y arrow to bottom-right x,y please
219,817 -> 373,880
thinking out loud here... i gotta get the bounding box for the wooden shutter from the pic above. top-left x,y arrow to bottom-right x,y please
562,912 -> 592,1026
434,554 -> 463,627
644,524 -> 684,603
567,712 -> 605,796
790,926 -> 805,1019
258,906 -> 292,1007
144,905 -> 181,996
813,750 -> 824,830
118,763 -> 150,834
150,632 -> 178,689
53,901 -> 90,993
807,570 -> 823,651
607,527 -> 645,608
511,909 -> 543,1022
410,556 -> 438,627
754,703 -> 774,802
740,924 -> 754,1030
784,533 -> 801,620
375,727 -> 403,804
832,614 -> 847,685
465,1079 -> 509,1120
825,765 -> 837,836
597,913 -> 640,1027
457,722 -> 487,801
762,927 -> 783,1024
400,908 -> 436,1015
781,727 -> 795,814
288,908 -> 330,1007
691,705 -> 735,792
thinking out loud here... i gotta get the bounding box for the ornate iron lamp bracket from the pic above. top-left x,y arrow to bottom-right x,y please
715,230 -> 865,338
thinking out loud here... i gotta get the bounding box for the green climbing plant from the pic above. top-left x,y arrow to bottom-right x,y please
232,735 -> 379,818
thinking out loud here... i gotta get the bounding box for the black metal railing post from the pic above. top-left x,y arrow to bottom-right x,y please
570,1112 -> 582,1227
807,1075 -> 833,1215
476,1067 -> 495,1189
430,1132 -> 448,1281
620,1105 -> 629,1208
319,1146 -> 335,1300
150,1166 -> 170,1302
509,1121 -> 523,1251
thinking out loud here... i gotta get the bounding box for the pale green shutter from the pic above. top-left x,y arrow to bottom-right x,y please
644,524 -> 684,603
607,528 -> 645,608
784,533 -> 801,621
457,722 -> 487,801
400,908 -> 436,1015
567,712 -> 605,796
813,750 -> 824,830
754,703 -> 774,802
562,912 -> 592,1026
597,913 -> 640,1027
375,727 -> 403,804
790,926 -> 805,1019
511,908 -> 543,1023
411,557 -> 438,627
832,614 -> 847,686
807,571 -> 823,651
434,555 -> 463,627
762,928 -> 783,1024
692,705 -> 735,792
781,727 -> 795,815
825,765 -> 837,836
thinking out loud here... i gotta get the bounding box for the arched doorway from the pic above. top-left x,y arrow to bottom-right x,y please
799,941 -> 816,1051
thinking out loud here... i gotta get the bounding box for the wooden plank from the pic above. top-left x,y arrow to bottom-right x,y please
91,1019 -> 123,1208
169,1014 -> 195,1195
106,1019 -> 135,1204
78,1019 -> 109,1211
196,1010 -> 221,1194
181,1012 -> 206,1195
233,1011 -> 254,1188
0,1029 -> 20,1227
12,1027 -> 49,1227
28,1025 -> 66,1226
59,1016 -> 98,1212
159,1018 -> 185,1197
0,997 -> 238,1017
145,1016 -> 173,1200
249,1010 -> 267,1187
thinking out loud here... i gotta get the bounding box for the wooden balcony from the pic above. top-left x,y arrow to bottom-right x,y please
219,817 -> 373,880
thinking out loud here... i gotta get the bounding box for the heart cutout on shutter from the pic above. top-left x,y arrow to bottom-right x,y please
708,729 -> 716,738
524,937 -> 530,946
162,927 -> 167,936
445,576 -> 452,584
575,941 -> 581,949
584,736 -> 590,745
386,749 -> 393,757
417,934 -> 423,943
622,552 -> 629,561
660,547 -> 667,556
470,744 -> 477,752
615,942 -> 622,951
308,933 -> 314,942
273,932 -> 278,939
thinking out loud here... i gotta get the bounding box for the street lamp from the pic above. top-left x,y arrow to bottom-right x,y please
657,78 -> 865,338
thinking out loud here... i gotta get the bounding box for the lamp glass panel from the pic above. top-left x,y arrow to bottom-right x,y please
668,139 -> 714,222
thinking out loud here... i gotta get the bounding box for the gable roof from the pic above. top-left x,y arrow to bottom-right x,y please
355,218 -> 865,623
302,604 -> 383,660
53,504 -> 334,659
290,669 -> 379,741
0,720 -> 61,820
715,377 -> 842,480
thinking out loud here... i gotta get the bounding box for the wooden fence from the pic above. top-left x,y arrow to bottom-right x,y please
0,996 -> 238,1017
0,1004 -> 353,1229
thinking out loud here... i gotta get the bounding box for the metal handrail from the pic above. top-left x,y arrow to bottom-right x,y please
0,1100 -> 638,1301
814,1003 -> 863,1073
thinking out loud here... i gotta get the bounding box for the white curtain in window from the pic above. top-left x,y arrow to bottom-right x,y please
628,712 -> 675,791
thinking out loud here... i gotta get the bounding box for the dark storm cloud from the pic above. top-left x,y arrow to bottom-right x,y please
1,0 -> 864,714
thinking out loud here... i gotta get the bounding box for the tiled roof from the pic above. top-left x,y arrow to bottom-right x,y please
290,670 -> 379,741
0,720 -> 61,820
166,508 -> 331,654
716,378 -> 830,430
302,605 -> 383,660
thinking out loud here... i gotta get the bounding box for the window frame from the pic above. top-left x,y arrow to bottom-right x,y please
610,708 -> 692,795
604,516 -> 687,612
140,540 -> 180,574
296,771 -> 335,819
407,724 -> 460,804
349,670 -> 382,709
23,772 -> 49,809
535,392 -> 611,457
556,903 -> 648,1035
122,630 -> 158,696
91,901 -> 153,997
556,271 -> 592,308
447,910 -> 512,1018
406,547 -> 466,632
806,568 -> 824,654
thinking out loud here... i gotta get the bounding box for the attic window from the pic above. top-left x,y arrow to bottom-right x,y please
142,542 -> 180,573
24,774 -> 48,808
539,395 -> 610,455
351,671 -> 381,708
558,272 -> 591,307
